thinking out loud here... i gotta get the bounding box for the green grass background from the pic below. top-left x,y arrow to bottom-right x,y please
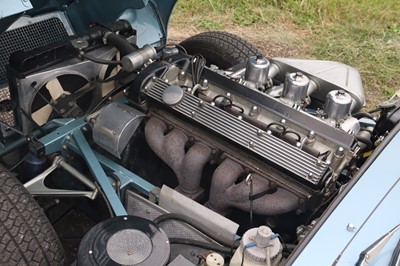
170,0 -> 400,108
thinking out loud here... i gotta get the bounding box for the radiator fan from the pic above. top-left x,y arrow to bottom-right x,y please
30,74 -> 97,126
9,45 -> 121,134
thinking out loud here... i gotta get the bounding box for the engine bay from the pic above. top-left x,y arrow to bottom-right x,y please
1,13 -> 400,266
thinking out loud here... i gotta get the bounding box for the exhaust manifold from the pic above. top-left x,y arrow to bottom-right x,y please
145,117 -> 299,215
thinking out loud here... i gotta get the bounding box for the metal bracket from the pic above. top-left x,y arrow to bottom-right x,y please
24,156 -> 98,199
149,186 -> 161,203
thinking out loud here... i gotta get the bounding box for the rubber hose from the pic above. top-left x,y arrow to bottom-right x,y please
169,238 -> 233,254
153,213 -> 238,247
106,33 -> 136,56
355,134 -> 373,150
353,112 -> 375,120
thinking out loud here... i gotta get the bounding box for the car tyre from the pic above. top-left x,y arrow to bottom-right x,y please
0,164 -> 65,265
180,31 -> 261,69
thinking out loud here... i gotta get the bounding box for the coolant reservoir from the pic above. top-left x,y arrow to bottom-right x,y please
230,226 -> 282,266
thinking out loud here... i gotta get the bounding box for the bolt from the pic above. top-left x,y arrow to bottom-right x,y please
250,106 -> 259,117
346,223 -> 357,232
191,111 -> 196,117
238,115 -> 243,120
296,142 -> 301,148
178,71 -> 186,80
60,108 -> 65,114
198,100 -> 204,107
202,79 -> 209,88
249,141 -> 255,148
308,130 -> 315,140
123,217 -> 128,221
89,250 -> 93,254
68,101 -> 74,107
281,119 -> 286,124
335,146 -> 345,157
257,129 -> 263,136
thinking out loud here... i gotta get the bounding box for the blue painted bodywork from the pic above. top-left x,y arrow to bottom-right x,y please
290,125 -> 400,265
1,0 -> 399,264
0,0 -> 176,46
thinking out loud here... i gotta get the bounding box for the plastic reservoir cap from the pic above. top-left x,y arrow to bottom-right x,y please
254,226 -> 272,248
206,253 -> 224,266
242,226 -> 282,264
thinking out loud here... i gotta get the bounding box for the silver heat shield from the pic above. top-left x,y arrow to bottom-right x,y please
93,102 -> 145,158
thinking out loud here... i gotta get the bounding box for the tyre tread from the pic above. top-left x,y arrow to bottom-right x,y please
0,164 -> 65,265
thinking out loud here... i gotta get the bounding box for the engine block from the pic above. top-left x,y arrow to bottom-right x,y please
135,55 -> 361,198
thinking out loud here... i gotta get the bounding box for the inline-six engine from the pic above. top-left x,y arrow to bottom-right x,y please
127,53 -> 365,217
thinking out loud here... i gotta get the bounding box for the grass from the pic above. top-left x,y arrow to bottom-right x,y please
169,0 -> 400,108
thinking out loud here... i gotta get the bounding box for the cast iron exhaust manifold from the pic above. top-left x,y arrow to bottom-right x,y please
145,116 -> 300,215
145,117 -> 212,199
208,158 -> 299,215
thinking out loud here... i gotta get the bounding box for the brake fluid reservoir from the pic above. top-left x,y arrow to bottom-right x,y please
230,226 -> 282,266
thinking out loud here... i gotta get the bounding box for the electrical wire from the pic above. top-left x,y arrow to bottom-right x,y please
88,82 -> 129,114
225,103 -> 244,114
94,182 -> 114,217
17,105 -> 47,134
212,95 -> 232,106
96,70 -> 130,84
240,242 -> 256,266
191,54 -> 206,86
266,122 -> 286,134
81,53 -> 122,66
169,238 -> 232,254
153,213 -> 234,247
0,119 -> 25,137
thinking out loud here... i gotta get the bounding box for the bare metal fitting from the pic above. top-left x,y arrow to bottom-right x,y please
122,44 -> 157,72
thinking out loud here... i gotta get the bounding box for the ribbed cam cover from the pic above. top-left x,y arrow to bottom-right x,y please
144,78 -> 331,188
